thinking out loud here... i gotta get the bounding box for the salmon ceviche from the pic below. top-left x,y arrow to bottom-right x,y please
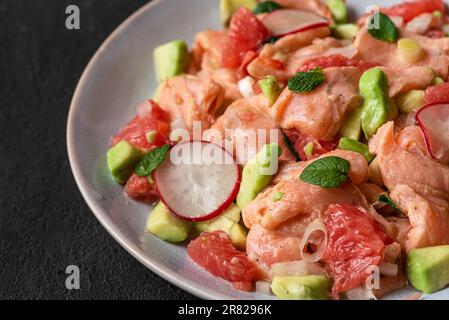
106,0 -> 449,300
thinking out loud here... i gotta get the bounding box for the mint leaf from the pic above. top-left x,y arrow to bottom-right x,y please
135,144 -> 170,177
288,68 -> 325,94
281,129 -> 301,162
368,12 -> 399,43
254,1 -> 282,14
379,194 -> 402,213
264,36 -> 280,44
299,156 -> 350,188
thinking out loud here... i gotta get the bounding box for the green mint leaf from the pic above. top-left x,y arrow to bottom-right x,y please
253,1 -> 282,14
264,36 -> 280,44
367,12 -> 399,43
288,68 -> 325,94
280,129 -> 301,162
379,194 -> 402,213
299,156 -> 350,188
135,144 -> 170,177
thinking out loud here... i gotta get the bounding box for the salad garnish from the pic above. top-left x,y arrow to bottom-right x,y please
379,194 -> 402,213
288,68 -> 325,93
367,12 -> 399,43
300,156 -> 351,188
253,1 -> 282,14
135,144 -> 170,177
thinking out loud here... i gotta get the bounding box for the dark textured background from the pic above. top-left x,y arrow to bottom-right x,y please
0,0 -> 195,300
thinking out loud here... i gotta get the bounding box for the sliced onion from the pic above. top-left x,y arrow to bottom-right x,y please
346,286 -> 377,300
136,100 -> 153,118
255,281 -> 272,295
405,13 -> 433,34
379,262 -> 399,277
298,219 -> 328,262
238,76 -> 256,99
271,260 -> 325,277
416,102 -> 449,163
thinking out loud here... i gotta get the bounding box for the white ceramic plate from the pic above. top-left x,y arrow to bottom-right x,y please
67,0 -> 449,300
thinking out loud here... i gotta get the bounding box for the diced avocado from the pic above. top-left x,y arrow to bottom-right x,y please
194,204 -> 247,250
107,141 -> 143,184
396,90 -> 424,114
359,68 -> 398,138
339,107 -> 363,141
146,202 -> 190,243
338,137 -> 374,163
236,144 -> 282,209
432,76 -> 445,85
331,23 -> 360,40
272,191 -> 284,202
259,76 -> 282,106
220,0 -> 258,26
303,142 -> 314,158
326,0 -> 347,24
407,245 -> 449,294
271,276 -> 331,300
229,223 -> 248,251
154,40 -> 189,83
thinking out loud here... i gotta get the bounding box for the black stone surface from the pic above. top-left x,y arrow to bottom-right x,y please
0,0 -> 195,300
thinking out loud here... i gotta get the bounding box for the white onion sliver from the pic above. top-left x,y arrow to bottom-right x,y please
238,76 -> 255,99
298,219 -> 328,263
405,13 -> 433,34
379,262 -> 399,277
346,286 -> 378,300
255,281 -> 273,296
271,260 -> 325,277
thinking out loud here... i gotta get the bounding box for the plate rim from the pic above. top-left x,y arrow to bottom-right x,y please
66,0 -> 232,300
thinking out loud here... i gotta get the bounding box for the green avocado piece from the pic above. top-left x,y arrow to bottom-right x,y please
146,202 -> 190,243
407,245 -> 449,294
432,76 -> 445,85
331,23 -> 360,39
236,144 -> 282,209
271,276 -> 331,300
153,80 -> 167,103
326,0 -> 347,24
338,137 -> 374,163
396,90 -> 424,114
359,68 -> 398,138
339,107 -> 363,141
194,204 -> 247,250
107,141 -> 144,184
220,0 -> 258,26
154,40 -> 189,83
259,76 -> 282,106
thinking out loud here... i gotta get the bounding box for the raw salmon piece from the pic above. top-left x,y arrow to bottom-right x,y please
271,67 -> 362,141
274,149 -> 370,185
381,66 -> 434,97
396,125 -> 431,158
355,28 -> 449,79
158,75 -> 224,132
190,30 -> 225,75
358,183 -> 387,205
247,27 -> 331,81
203,95 -> 294,164
369,122 -> 449,210
242,180 -> 365,230
390,184 -> 449,251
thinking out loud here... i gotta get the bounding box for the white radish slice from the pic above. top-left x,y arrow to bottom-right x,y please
262,9 -> 329,37
154,141 -> 241,222
416,103 -> 449,163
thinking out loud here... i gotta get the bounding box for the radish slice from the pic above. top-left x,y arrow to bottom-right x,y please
262,9 -> 329,37
416,103 -> 449,163
154,141 -> 241,222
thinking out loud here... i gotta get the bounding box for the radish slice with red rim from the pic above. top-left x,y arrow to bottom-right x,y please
154,141 -> 241,222
262,9 -> 329,37
416,103 -> 449,163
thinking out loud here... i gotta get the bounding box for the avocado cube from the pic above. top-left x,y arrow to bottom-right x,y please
396,90 -> 424,114
236,144 -> 282,209
220,0 -> 258,26
154,40 -> 189,83
326,0 -> 347,24
259,76 -> 282,106
407,245 -> 449,294
338,137 -> 374,163
147,202 -> 190,243
339,107 -> 362,141
107,141 -> 143,184
331,23 -> 360,40
229,223 -> 247,251
271,276 -> 331,300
